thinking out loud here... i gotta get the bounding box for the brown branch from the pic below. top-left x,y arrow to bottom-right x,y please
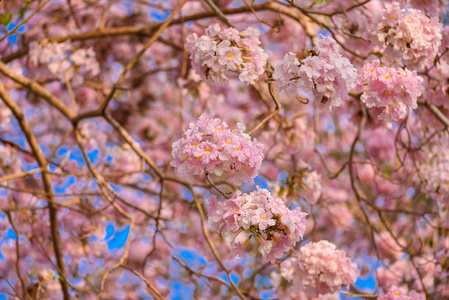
104,112 -> 164,178
424,103 -> 449,128
0,61 -> 75,119
247,82 -> 281,136
1,2 -> 303,64
188,185 -> 247,300
121,265 -> 167,300
5,212 -> 30,300
73,129 -> 136,300
0,81 -> 70,299
72,0 -> 189,123
201,0 -> 234,27
340,290 -> 378,298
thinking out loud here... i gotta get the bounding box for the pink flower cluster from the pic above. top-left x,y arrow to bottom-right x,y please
374,232 -> 403,261
29,40 -> 100,81
273,36 -> 357,111
278,240 -> 358,296
208,188 -> 307,263
185,24 -> 268,85
108,144 -> 141,183
408,0 -> 448,16
378,286 -> 424,300
355,60 -> 423,122
420,134 -> 449,207
302,170 -> 322,204
171,113 -> 264,185
371,1 -> 443,70
29,40 -> 72,76
69,48 -> 100,77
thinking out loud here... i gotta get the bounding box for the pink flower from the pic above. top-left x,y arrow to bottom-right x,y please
108,144 -> 141,183
370,1 -> 443,71
277,240 -> 359,296
378,286 -> 424,300
408,0 -> 448,16
354,60 -> 423,122
374,232 -> 404,261
194,141 -> 218,164
419,133 -> 449,207
251,208 -> 275,230
29,40 -> 99,82
207,187 -> 307,263
302,171 -> 322,204
274,36 -> 357,111
266,198 -> 288,215
70,47 -> 100,76
185,24 -> 268,85
171,113 -> 264,185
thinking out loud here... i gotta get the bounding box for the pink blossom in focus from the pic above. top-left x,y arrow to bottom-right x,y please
370,2 -> 443,71
185,24 -> 268,85
273,36 -> 357,111
208,187 -> 307,263
276,240 -> 358,297
171,113 -> 264,185
355,60 -> 423,122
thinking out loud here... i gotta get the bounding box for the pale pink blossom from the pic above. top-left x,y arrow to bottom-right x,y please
370,2 -> 443,71
208,187 -> 307,263
355,60 -> 423,122
374,232 -> 404,261
108,144 -> 141,183
302,171 -> 322,204
185,24 -> 268,85
378,286 -> 424,300
277,240 -> 358,297
29,40 -> 100,81
70,47 -> 100,76
419,133 -> 449,207
274,36 -> 357,111
171,113 -> 264,185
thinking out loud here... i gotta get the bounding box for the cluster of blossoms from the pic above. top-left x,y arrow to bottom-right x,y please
273,36 -> 357,111
171,113 -> 264,185
378,286 -> 424,300
185,24 -> 268,85
108,144 -> 142,183
374,231 -> 404,261
371,1 -> 443,70
29,40 -> 100,82
407,0 -> 449,16
274,240 -> 358,297
208,188 -> 307,263
354,60 -> 423,122
377,257 -> 435,294
301,170 -> 322,204
419,134 -> 449,207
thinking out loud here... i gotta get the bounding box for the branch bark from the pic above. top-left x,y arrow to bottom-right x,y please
0,81 -> 71,299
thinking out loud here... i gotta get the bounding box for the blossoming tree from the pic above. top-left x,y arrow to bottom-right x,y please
0,0 -> 448,299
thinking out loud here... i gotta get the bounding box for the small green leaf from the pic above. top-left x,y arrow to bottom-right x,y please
0,13 -> 12,27
29,269 -> 39,278
316,0 -> 323,3
19,7 -> 26,19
